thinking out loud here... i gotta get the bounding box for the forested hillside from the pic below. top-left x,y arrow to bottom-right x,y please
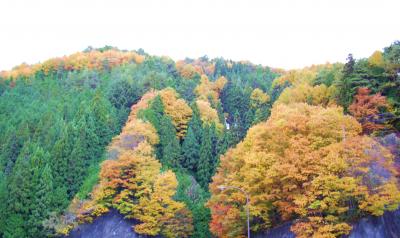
0,41 -> 399,238
209,41 -> 400,237
0,46 -> 277,238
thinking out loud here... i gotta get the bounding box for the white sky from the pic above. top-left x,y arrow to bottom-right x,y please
0,0 -> 399,70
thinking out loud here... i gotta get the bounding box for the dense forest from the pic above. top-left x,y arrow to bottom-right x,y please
0,41 -> 399,238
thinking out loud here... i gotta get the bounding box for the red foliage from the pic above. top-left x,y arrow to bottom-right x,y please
349,87 -> 389,134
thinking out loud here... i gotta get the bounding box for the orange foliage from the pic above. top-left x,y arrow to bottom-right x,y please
70,90 -> 193,237
0,49 -> 144,79
129,90 -> 158,118
175,58 -> 216,79
349,87 -> 389,134
176,61 -> 199,79
208,103 -> 400,237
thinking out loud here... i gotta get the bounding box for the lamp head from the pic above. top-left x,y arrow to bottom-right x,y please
218,185 -> 226,191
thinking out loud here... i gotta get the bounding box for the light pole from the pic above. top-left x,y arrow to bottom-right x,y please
218,185 -> 250,238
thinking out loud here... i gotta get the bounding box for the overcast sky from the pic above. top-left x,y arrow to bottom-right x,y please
0,0 -> 399,71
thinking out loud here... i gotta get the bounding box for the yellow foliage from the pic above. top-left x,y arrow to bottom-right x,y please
195,75 -> 227,104
368,50 -> 385,68
272,69 -> 316,87
134,171 -> 193,238
250,88 -> 270,108
214,76 -> 228,92
196,99 -> 224,131
123,119 -> 159,144
176,61 -> 199,79
159,88 -> 193,138
277,83 -> 336,106
208,103 -> 400,237
175,58 -> 216,79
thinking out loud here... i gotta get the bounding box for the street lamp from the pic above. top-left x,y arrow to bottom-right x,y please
218,185 -> 250,238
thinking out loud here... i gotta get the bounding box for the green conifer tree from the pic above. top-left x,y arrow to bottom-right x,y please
159,116 -> 181,168
181,126 -> 200,171
196,125 -> 213,188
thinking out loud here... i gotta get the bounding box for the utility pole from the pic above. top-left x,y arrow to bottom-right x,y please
218,185 -> 250,238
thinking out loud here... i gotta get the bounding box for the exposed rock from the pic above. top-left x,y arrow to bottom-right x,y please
255,209 -> 400,238
347,209 -> 400,238
65,209 -> 153,238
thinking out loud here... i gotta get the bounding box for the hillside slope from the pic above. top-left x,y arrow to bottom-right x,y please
0,42 -> 399,238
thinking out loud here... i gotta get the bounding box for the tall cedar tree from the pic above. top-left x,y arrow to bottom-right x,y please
181,126 -> 200,171
196,125 -> 214,188
159,116 -> 182,168
337,54 -> 356,109
5,144 -> 54,238
209,123 -> 219,169
182,105 -> 203,171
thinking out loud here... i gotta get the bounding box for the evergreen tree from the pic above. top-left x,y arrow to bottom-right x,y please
6,146 -> 33,236
51,125 -> 72,189
159,116 -> 181,168
196,125 -> 214,188
343,53 -> 355,77
5,144 -> 53,238
254,107 -> 270,124
3,214 -> 26,238
244,108 -> 255,132
181,105 -> 203,172
215,101 -> 226,125
209,123 -> 220,175
2,125 -> 28,175
181,126 -> 200,171
209,123 -> 218,159
67,137 -> 86,197
217,129 -> 232,156
90,90 -> 116,147
28,149 -> 53,237
189,104 -> 203,142
230,110 -> 245,144
337,54 -> 357,109
0,172 -> 7,235
145,95 -> 165,132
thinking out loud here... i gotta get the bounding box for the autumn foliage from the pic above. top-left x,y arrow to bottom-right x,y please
0,49 -> 144,79
277,83 -> 336,106
196,99 -> 224,131
349,87 -> 389,134
73,91 -> 193,237
272,68 -> 316,87
208,103 -> 400,238
159,88 -> 193,138
250,88 -> 270,109
176,59 -> 216,79
195,75 -> 227,104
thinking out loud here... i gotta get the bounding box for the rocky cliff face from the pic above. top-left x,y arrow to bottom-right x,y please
347,208 -> 400,238
65,210 -> 150,238
255,209 -> 400,238
66,209 -> 400,238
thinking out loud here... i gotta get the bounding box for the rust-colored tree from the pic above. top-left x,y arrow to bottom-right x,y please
348,87 -> 389,134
